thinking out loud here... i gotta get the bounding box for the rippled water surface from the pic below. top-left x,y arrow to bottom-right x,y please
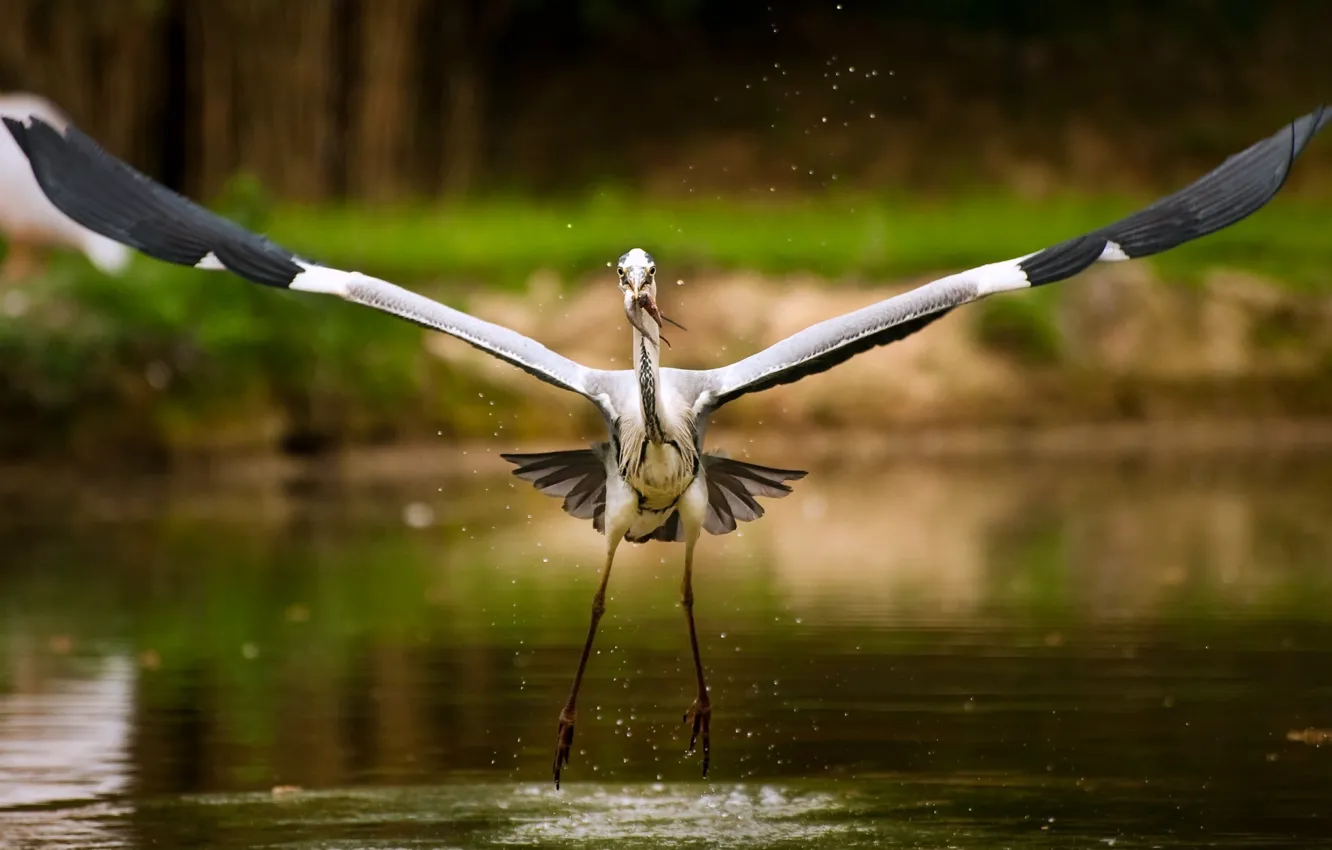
2,450 -> 1331,848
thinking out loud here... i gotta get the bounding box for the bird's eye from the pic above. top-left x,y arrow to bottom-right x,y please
616,266 -> 625,277
648,265 -> 656,276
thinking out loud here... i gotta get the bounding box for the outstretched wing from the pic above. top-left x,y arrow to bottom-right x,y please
693,106 -> 1330,414
2,116 -> 602,401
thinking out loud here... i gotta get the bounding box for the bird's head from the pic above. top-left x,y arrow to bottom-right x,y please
617,248 -> 684,347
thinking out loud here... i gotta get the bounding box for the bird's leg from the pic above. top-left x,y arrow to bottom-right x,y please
680,535 -> 712,776
553,536 -> 620,789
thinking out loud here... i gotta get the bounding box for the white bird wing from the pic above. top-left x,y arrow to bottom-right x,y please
2,115 -> 604,402
691,106 -> 1330,416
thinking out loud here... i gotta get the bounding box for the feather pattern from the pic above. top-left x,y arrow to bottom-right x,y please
693,106 -> 1330,415
502,448 -> 806,543
1,115 -> 605,404
5,108 -> 1328,553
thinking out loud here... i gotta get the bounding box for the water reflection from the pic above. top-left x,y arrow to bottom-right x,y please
0,655 -> 134,847
0,450 -> 1330,847
0,655 -> 132,808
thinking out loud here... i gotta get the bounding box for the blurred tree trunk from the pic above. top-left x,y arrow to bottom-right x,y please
188,0 -> 336,202
0,0 -> 163,164
436,0 -> 511,199
235,0 -> 337,202
442,57 -> 481,199
348,0 -> 425,201
189,3 -> 238,201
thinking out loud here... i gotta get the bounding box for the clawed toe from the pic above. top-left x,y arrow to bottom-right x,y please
683,699 -> 712,777
552,710 -> 576,789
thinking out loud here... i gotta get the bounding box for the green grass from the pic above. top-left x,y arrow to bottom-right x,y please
5,189 -> 1332,458
263,193 -> 1332,291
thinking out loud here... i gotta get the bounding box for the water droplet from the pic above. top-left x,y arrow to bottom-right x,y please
2,290 -> 30,318
403,502 -> 435,529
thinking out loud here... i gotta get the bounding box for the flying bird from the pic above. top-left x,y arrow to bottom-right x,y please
0,94 -> 130,281
4,106 -> 1327,787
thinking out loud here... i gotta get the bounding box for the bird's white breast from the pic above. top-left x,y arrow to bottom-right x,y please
615,385 -> 698,511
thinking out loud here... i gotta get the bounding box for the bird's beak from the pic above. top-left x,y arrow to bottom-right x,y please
625,266 -> 648,291
623,268 -> 686,348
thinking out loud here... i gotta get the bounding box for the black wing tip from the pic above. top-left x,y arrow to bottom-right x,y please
1262,104 -> 1330,201
1302,103 -> 1329,134
4,114 -> 64,145
1021,105 -> 1331,284
1233,104 -> 1329,209
2,115 -> 33,153
1290,104 -> 1331,158
4,111 -> 307,289
1277,104 -> 1329,165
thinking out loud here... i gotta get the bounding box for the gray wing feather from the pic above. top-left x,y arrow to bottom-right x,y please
700,456 -> 806,536
502,449 -> 806,542
2,115 -> 603,403
692,106 -> 1329,414
703,476 -> 738,535
338,276 -> 600,399
563,471 -> 606,521
502,446 -> 609,522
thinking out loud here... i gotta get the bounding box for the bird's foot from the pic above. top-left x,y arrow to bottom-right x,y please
552,708 -> 576,789
683,697 -> 712,776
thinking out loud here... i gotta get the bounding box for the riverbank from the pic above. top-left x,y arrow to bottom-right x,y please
2,193 -> 1331,463
6,418 -> 1332,515
269,195 -> 1332,291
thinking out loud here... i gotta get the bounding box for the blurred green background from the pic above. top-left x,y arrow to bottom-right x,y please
5,7 -> 1332,846
2,0 -> 1332,462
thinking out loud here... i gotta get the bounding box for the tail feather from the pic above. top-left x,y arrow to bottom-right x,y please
501,447 -> 806,543
530,464 -> 597,498
699,456 -> 806,535
564,470 -> 605,520
500,445 -> 609,523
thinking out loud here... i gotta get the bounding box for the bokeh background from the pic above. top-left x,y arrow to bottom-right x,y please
4,4 -> 1332,848
3,0 -> 1332,460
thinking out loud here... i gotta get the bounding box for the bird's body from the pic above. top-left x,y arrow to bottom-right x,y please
619,437 -> 699,541
617,344 -> 699,498
4,104 -> 1327,788
614,326 -> 704,542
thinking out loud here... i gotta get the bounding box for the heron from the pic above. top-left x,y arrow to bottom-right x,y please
4,106 -> 1327,787
0,94 -> 130,281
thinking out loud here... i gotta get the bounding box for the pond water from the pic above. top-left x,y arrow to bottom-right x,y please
1,447 -> 1331,848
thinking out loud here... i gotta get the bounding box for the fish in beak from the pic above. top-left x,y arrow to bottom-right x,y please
620,259 -> 687,347
624,288 -> 687,348
620,253 -> 692,346
622,287 -> 656,342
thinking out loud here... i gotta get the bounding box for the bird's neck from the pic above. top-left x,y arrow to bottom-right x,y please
633,327 -> 666,444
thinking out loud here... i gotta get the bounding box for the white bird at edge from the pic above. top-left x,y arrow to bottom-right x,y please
4,105 -> 1328,788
